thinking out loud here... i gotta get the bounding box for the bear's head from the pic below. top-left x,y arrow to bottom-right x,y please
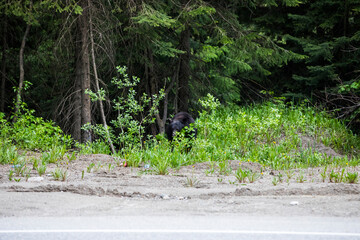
170,120 -> 185,136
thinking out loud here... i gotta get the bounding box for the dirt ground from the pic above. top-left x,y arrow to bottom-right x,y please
0,153 -> 359,218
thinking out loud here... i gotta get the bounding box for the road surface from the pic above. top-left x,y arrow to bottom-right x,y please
1,216 -> 360,240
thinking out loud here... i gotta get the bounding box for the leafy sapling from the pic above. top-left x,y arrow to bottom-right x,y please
85,66 -> 164,150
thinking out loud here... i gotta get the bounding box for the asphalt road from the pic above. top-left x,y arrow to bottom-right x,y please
1,215 -> 360,240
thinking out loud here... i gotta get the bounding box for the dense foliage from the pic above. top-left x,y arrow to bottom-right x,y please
0,0 -> 359,154
0,104 -> 72,152
1,0 -> 358,133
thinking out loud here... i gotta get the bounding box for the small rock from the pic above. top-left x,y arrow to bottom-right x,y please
160,194 -> 170,200
27,177 -> 44,182
290,201 -> 299,206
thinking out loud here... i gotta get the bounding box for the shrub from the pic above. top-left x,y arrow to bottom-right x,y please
0,103 -> 72,151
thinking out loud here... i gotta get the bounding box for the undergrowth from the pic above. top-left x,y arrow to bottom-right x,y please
1,96 -> 359,173
120,96 -> 360,171
0,103 -> 72,164
0,104 -> 71,155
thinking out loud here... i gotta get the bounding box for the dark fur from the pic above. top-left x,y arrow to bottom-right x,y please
166,112 -> 197,142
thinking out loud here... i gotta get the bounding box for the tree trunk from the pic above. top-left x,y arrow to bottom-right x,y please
14,24 -> 31,120
1,15 -> 7,112
72,30 -> 82,142
80,0 -> 92,143
177,22 -> 190,112
73,0 -> 92,143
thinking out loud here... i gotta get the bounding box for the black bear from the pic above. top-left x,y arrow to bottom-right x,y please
166,112 -> 197,143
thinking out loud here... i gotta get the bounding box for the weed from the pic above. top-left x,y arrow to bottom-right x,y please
24,168 -> 31,181
185,166 -> 200,187
229,180 -> 237,185
329,169 -> 336,183
320,166 -> 327,182
41,145 -> 66,164
145,147 -> 172,175
296,171 -> 306,183
51,168 -> 68,181
345,172 -> 358,184
32,158 -> 39,170
77,140 -> 111,155
272,177 -> 279,186
248,171 -> 261,183
218,159 -> 231,175
108,163 -> 114,172
51,168 -> 61,180
153,160 -> 170,175
329,169 -> 345,183
13,162 -> 26,176
8,170 -> 14,181
285,170 -> 295,181
67,152 -> 77,162
234,168 -> 249,183
205,169 -> 215,176
114,157 -> 122,167
36,163 -> 47,176
0,144 -> 23,165
185,176 -> 200,187
339,168 -> 346,183
81,170 -> 85,180
87,163 -> 95,173
205,162 -> 216,176
277,173 -> 284,183
94,161 -> 103,172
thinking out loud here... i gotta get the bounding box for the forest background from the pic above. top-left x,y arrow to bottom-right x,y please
0,0 -> 359,148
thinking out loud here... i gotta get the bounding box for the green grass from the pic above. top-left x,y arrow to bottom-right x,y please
121,101 -> 360,171
0,142 -> 23,164
0,107 -> 72,151
1,100 -> 359,175
51,168 -> 68,181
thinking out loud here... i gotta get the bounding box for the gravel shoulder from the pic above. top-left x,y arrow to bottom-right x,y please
0,154 -> 359,218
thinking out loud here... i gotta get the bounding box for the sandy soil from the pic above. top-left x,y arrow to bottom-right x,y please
0,154 -> 359,218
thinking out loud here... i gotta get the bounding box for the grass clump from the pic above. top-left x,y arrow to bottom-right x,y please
51,168 -> 68,181
0,142 -> 23,164
77,140 -> 111,155
185,166 -> 200,187
234,168 -> 249,183
345,172 -> 359,184
36,163 -> 47,176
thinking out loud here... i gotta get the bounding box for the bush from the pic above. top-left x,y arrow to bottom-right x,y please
0,103 -> 72,152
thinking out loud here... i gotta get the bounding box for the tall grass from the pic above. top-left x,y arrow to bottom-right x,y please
121,100 -> 360,171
